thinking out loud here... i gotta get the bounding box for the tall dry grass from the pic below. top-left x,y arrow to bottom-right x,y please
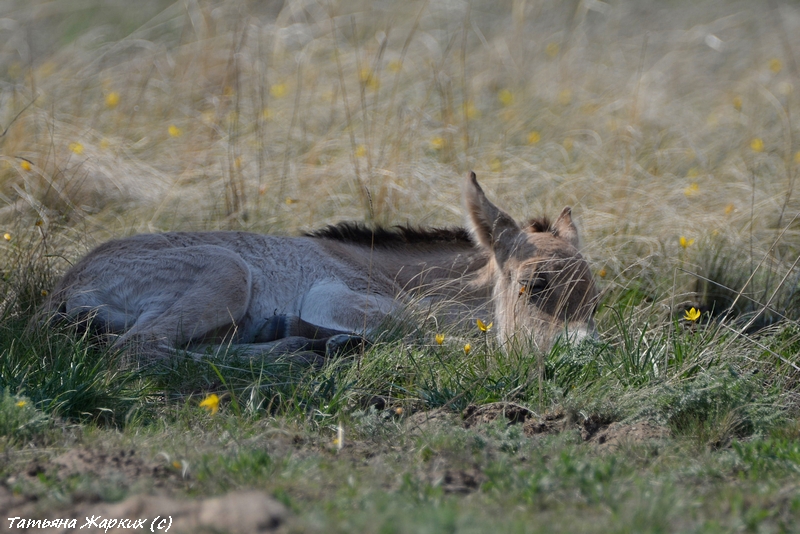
1,0 -> 799,329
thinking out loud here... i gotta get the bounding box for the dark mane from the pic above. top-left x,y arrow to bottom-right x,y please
305,221 -> 475,248
524,217 -> 554,234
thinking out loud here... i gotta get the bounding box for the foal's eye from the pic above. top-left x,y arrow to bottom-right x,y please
519,277 -> 547,297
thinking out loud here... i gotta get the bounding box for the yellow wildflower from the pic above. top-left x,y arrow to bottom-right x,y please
490,158 -> 502,172
498,89 -> 514,107
465,101 -> 480,119
16,400 -> 26,408
527,131 -> 541,145
684,307 -> 701,322
476,319 -> 493,332
199,393 -> 220,415
359,68 -> 379,90
105,91 -> 120,108
168,125 -> 182,137
285,197 -> 297,205
19,160 -> 31,171
8,62 -> 21,79
598,268 -> 607,278
39,61 -> 55,77
684,183 -> 699,197
429,137 -> 445,150
394,407 -> 403,416
3,233 -> 10,241
270,83 -> 287,98
750,138 -> 764,152
769,58 -> 783,74
724,203 -> 735,215
464,343 -> 471,355
40,290 -> 48,297
172,460 -> 182,469
435,333 -> 445,345
679,236 -> 695,249
355,144 -> 367,158
68,142 -> 84,155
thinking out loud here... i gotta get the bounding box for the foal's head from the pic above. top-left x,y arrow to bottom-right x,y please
464,172 -> 598,352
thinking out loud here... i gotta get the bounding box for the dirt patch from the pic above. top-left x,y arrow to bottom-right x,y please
463,403 -> 535,428
48,448 -> 174,484
2,447 -> 183,522
2,445 -> 290,533
405,407 -> 459,434
523,411 -> 570,437
0,486 -> 38,525
7,447 -> 180,497
461,402 -> 569,437
586,421 -> 670,451
579,413 -> 615,441
437,465 -> 485,494
2,490 -> 287,534
456,403 -> 669,449
421,456 -> 486,495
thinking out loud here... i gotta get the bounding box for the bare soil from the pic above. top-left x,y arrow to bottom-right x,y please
460,402 -> 669,448
1,407 -> 671,533
1,489 -> 286,533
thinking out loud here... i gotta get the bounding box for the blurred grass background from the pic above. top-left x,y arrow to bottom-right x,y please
0,2 -> 794,235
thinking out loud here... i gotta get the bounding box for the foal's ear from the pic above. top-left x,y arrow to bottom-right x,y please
553,206 -> 580,248
463,172 -> 521,258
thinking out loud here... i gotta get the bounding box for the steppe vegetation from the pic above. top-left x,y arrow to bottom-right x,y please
2,0 -> 800,531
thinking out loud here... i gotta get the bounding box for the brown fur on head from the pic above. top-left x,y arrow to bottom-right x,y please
463,171 -> 597,351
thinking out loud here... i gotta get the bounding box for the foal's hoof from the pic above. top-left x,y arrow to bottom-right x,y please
254,315 -> 289,342
325,334 -> 368,357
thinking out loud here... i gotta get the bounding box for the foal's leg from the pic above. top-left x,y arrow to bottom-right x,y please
254,315 -> 353,342
110,247 -> 253,349
254,315 -> 369,358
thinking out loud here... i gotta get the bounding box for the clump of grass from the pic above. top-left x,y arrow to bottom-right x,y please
0,226 -> 153,425
0,390 -> 49,446
0,318 -> 154,424
692,235 -> 800,330
657,367 -> 783,448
